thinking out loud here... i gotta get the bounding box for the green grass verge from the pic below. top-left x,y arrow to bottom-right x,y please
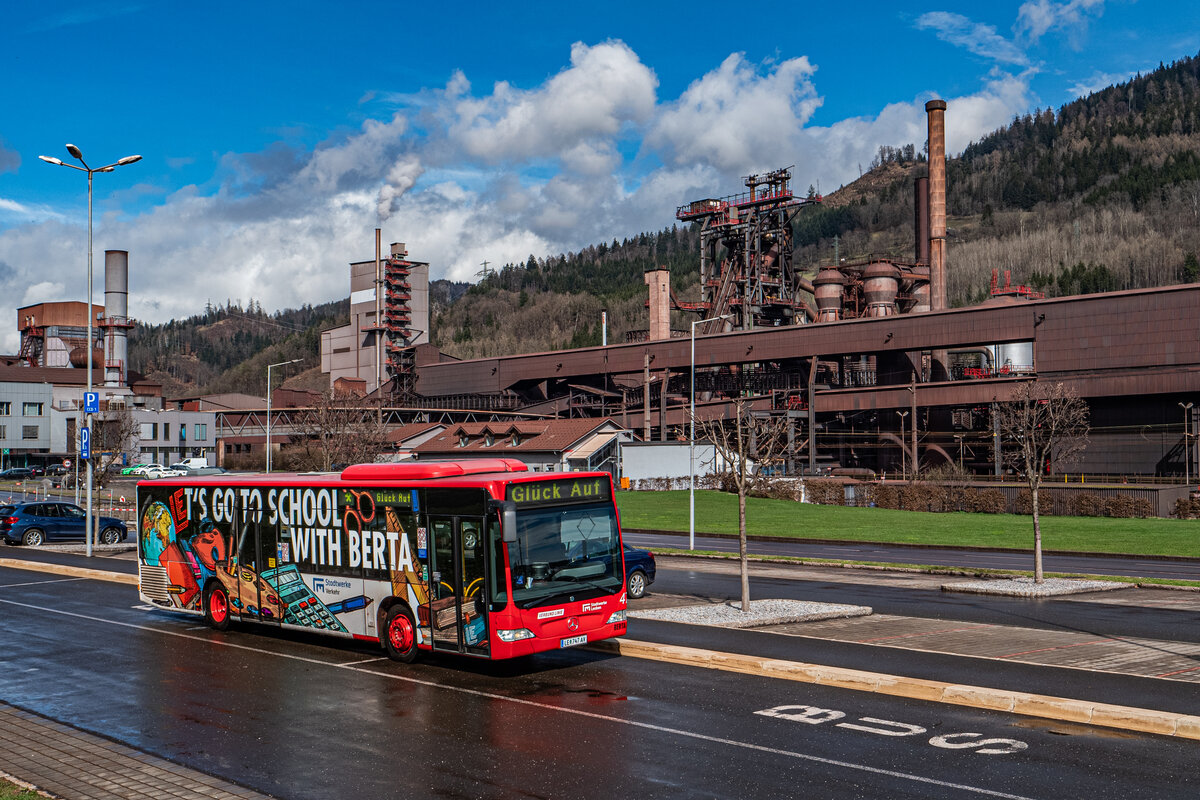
616,490 -> 1200,558
0,778 -> 42,799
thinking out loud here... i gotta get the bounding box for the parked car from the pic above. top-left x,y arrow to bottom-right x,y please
119,465 -> 141,476
28,466 -> 44,477
0,468 -> 34,480
0,502 -> 127,547
129,463 -> 164,476
188,466 -> 228,476
623,544 -> 656,599
141,466 -> 177,479
46,464 -> 68,476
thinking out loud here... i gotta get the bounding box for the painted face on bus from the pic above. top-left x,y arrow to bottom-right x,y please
191,523 -> 228,571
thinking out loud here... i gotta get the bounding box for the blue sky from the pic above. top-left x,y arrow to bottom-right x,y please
0,0 -> 1195,345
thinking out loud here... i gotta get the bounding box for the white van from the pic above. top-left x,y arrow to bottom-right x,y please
176,457 -> 209,470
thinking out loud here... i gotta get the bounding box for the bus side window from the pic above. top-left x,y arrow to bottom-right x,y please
489,513 -> 508,608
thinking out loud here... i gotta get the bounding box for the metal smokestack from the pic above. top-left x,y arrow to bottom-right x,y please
926,99 -> 947,311
103,250 -> 129,387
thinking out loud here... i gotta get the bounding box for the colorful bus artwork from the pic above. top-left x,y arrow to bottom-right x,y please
136,459 -> 628,661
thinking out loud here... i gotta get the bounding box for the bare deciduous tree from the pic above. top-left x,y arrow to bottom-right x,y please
695,399 -> 790,611
287,391 -> 391,471
996,381 -> 1089,582
83,405 -> 139,490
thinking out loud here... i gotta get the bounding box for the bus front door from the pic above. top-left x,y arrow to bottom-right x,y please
428,516 -> 489,656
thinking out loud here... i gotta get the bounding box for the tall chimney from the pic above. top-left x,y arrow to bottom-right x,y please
644,267 -> 671,341
103,250 -> 129,387
926,99 -> 947,311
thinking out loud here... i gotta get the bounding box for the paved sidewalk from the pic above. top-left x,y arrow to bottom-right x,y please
0,702 -> 272,800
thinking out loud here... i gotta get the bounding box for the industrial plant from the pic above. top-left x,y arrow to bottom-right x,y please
324,98 -> 1199,482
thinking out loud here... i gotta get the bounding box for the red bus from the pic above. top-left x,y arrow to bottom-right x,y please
137,459 -> 628,661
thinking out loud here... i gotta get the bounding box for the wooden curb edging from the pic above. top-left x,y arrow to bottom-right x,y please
588,638 -> 1200,741
4,557 -> 1196,741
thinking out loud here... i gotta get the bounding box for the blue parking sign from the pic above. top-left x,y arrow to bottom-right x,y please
81,427 -> 90,460
84,392 -> 99,414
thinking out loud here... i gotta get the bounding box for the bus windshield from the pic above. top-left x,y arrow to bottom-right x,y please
507,500 -> 622,608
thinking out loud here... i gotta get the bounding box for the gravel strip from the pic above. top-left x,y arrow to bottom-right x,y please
941,576 -> 1129,597
630,599 -> 872,629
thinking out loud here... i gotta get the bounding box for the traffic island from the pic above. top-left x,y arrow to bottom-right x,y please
629,598 -> 872,628
941,576 -> 1129,597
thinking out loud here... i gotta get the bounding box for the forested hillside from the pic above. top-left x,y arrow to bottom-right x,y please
130,53 -> 1200,392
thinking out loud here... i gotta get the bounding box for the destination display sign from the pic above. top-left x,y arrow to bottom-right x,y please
507,476 -> 611,507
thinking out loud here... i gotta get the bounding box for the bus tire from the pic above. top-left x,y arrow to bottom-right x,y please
383,605 -> 418,663
204,582 -> 231,632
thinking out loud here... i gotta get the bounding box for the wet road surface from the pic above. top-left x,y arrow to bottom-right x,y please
0,563 -> 1197,799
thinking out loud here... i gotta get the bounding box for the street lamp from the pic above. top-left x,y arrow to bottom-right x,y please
690,314 -> 733,550
1180,402 -> 1194,485
266,359 -> 301,472
40,145 -> 141,557
896,411 -> 909,481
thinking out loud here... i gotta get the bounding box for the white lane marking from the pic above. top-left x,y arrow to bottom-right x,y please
340,657 -> 388,666
931,734 -> 1029,755
837,717 -> 927,737
0,596 -> 1041,800
0,577 -> 86,589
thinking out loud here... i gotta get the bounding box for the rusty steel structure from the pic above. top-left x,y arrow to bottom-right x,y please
676,167 -> 821,333
382,242 -> 426,399
370,95 -> 1199,478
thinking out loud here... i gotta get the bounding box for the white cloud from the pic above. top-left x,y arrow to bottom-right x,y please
1017,0 -> 1104,43
22,280 -> 65,305
650,54 -> 821,173
916,12 -> 1029,66
1066,69 -> 1132,99
446,40 -> 658,165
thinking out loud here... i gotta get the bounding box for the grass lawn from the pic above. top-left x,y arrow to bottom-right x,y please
0,779 -> 41,799
616,490 -> 1200,558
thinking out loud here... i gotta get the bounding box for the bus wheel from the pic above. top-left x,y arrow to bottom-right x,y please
383,605 -> 418,663
204,583 -> 231,631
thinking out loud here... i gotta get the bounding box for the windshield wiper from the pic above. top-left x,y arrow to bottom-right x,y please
519,580 -> 612,609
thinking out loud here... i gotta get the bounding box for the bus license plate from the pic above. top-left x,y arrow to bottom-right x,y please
560,634 -> 587,648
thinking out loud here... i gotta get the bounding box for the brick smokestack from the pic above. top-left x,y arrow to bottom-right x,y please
926,99 -> 947,311
644,267 -> 671,341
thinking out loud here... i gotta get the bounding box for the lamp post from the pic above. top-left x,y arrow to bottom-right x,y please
266,359 -> 301,472
40,145 -> 140,557
690,314 -> 732,550
1180,402 -> 1194,485
896,411 -> 909,481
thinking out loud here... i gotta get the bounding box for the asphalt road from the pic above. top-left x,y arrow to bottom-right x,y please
0,562 -> 1196,798
625,531 -> 1200,581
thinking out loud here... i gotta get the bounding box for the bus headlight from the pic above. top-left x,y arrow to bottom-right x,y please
496,628 -> 535,642
605,610 -> 626,624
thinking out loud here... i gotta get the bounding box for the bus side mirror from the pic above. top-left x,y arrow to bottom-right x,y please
502,501 -> 517,544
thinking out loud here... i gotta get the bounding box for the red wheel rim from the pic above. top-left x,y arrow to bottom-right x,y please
210,590 -> 228,623
388,613 -> 414,652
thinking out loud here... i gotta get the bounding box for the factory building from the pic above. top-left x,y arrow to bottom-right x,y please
386,99 -> 1200,480
320,232 -> 430,396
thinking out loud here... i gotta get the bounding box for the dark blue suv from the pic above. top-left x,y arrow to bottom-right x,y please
623,544 -> 656,599
0,502 -> 128,547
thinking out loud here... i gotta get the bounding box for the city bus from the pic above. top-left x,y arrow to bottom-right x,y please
136,459 -> 628,661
